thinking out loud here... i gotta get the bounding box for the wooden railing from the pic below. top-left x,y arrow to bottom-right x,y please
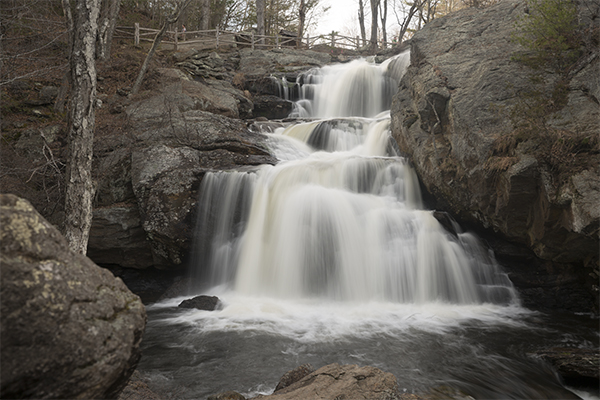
113,24 -> 395,52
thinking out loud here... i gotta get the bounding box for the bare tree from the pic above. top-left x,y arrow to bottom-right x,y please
257,0 -> 265,44
97,0 -> 120,60
200,0 -> 210,30
358,0 -> 367,47
298,0 -> 307,47
393,0 -> 422,43
379,0 -> 388,46
131,0 -> 192,96
61,0 -> 101,254
369,0 -> 380,51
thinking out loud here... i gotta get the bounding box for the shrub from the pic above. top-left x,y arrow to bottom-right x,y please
512,0 -> 582,75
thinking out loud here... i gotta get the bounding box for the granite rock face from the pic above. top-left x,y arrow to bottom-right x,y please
391,0 -> 599,308
0,194 -> 146,399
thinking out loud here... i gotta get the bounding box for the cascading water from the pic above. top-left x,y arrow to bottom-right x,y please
139,52 -> 599,400
192,51 -> 516,305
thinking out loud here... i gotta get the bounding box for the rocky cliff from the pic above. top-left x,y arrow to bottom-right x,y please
391,0 -> 599,309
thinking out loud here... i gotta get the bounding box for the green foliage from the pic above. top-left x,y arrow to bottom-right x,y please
512,0 -> 582,74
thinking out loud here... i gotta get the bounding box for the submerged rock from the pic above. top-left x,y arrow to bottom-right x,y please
0,194 -> 146,399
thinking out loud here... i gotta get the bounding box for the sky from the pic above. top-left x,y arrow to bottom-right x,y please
314,0 -> 358,36
313,0 -> 401,39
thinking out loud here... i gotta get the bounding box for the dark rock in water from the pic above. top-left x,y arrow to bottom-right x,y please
432,211 -> 460,237
179,295 -> 221,311
0,194 -> 146,399
529,347 -> 600,387
274,364 -> 315,392
252,363 -> 400,400
208,390 -> 247,400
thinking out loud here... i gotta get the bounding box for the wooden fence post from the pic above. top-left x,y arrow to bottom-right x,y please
216,26 -> 219,48
174,27 -> 178,50
330,32 -> 335,47
306,34 -> 309,49
134,23 -> 139,46
251,32 -> 255,50
356,36 -> 359,50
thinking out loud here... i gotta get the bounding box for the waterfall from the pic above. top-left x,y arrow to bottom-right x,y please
191,52 -> 517,305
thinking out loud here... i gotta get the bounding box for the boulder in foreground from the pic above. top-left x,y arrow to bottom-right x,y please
0,194 -> 146,399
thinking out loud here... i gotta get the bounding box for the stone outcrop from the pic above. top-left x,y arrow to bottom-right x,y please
0,194 -> 146,399
391,0 -> 599,309
253,363 -> 401,400
90,100 -> 276,270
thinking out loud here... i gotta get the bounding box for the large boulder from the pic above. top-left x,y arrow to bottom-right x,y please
254,363 -> 401,400
391,0 -> 599,309
0,194 -> 146,399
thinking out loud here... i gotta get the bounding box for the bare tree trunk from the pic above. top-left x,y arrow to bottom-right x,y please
379,0 -> 387,47
130,0 -> 192,96
256,0 -> 265,44
97,0 -> 120,60
62,0 -> 101,254
358,0 -> 367,47
369,0 -> 380,51
200,0 -> 210,30
297,0 -> 306,48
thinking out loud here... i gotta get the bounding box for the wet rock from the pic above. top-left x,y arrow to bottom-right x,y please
178,295 -> 221,311
253,363 -> 401,400
529,347 -> 600,387
274,364 -> 315,392
0,194 -> 146,399
253,95 -> 294,120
